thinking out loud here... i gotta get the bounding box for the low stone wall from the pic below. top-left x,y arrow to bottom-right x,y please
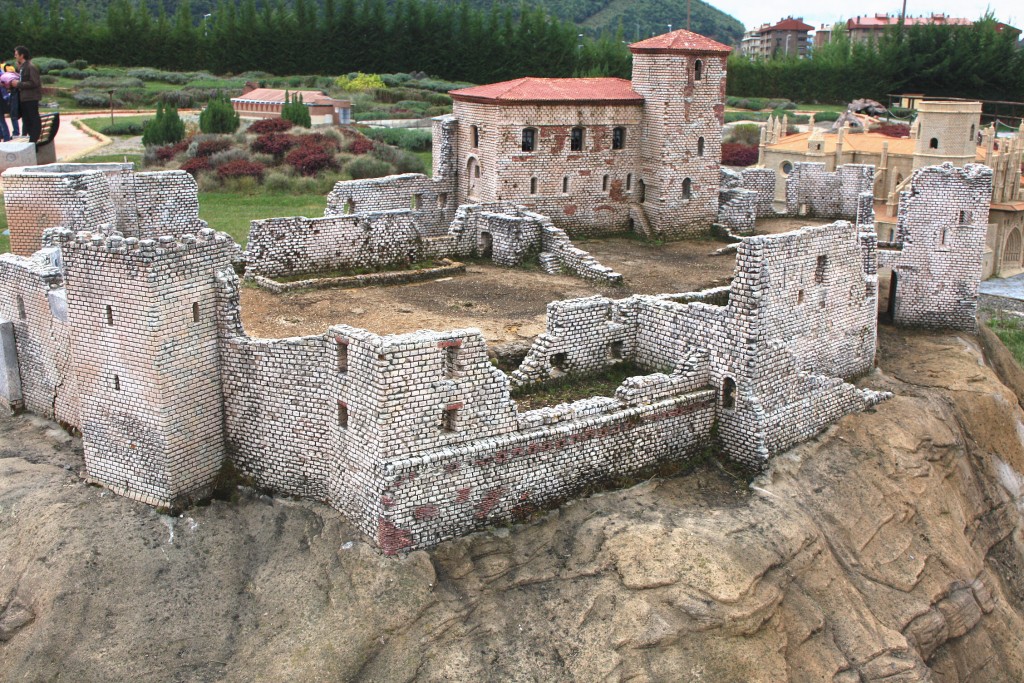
250,260 -> 465,293
325,173 -> 452,236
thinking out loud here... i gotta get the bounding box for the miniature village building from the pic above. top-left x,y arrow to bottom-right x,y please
760,100 -> 1024,278
231,86 -> 352,126
445,29 -> 732,239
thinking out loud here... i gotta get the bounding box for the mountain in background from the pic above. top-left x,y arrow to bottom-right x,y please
11,0 -> 745,47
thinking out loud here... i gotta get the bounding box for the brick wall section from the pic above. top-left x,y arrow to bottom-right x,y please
740,168 -> 777,217
785,162 -> 874,218
325,173 -> 455,236
877,162 -> 991,331
0,252 -> 79,423
59,229 -> 231,508
717,187 -> 757,234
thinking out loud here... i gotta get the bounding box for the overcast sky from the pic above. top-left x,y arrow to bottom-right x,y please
712,0 -> 1020,31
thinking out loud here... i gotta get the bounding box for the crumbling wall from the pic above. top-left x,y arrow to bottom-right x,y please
325,173 -> 454,236
120,171 -> 205,239
717,187 -> 757,234
0,251 -> 79,424
877,162 -> 991,331
740,167 -> 776,217
785,163 -> 874,219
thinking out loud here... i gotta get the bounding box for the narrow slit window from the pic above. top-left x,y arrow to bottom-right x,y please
530,177 -> 538,194
570,127 -> 584,152
626,173 -> 632,191
612,126 -> 625,150
562,176 -> 569,193
721,376 -> 735,409
470,125 -> 479,148
16,295 -> 26,320
694,59 -> 703,81
797,289 -> 805,304
602,175 -> 609,191
411,193 -> 422,210
105,305 -> 113,326
940,226 -> 949,246
815,255 -> 827,283
113,374 -> 121,391
697,136 -> 705,157
443,342 -> 460,378
337,401 -> 348,428
682,178 -> 692,199
336,339 -> 349,372
441,404 -> 460,432
192,302 -> 200,323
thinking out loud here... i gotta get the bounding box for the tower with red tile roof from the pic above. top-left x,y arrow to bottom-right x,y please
444,28 -> 731,239
630,29 -> 732,237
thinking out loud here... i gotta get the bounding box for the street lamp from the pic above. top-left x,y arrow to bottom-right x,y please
108,89 -> 115,126
203,13 -> 212,37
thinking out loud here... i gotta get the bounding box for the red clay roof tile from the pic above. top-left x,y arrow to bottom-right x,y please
449,77 -> 642,104
629,29 -> 732,54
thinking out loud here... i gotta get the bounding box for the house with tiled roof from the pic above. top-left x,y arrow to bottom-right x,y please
846,13 -> 1019,43
442,29 -> 732,238
231,86 -> 352,126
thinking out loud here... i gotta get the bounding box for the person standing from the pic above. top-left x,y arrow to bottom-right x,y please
5,65 -> 20,137
13,46 -> 40,143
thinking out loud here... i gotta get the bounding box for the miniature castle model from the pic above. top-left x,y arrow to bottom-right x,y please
0,29 -> 997,554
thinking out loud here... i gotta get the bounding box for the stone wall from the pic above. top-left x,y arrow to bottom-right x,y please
59,229 -> 231,508
325,173 -> 455,236
877,163 -> 991,331
0,251 -> 78,423
1,164 -> 206,256
785,163 -> 874,219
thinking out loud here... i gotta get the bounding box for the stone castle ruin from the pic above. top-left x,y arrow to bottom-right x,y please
0,29 -> 997,554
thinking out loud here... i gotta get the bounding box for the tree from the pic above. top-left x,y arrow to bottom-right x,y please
281,92 -> 311,128
142,102 -> 186,146
199,93 -> 240,133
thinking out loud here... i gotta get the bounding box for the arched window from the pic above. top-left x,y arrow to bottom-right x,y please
697,136 -> 705,157
721,377 -> 735,409
470,125 -> 479,148
1004,229 -> 1022,266
570,127 -> 584,152
929,137 -> 939,149
522,128 -> 537,152
612,126 -> 625,150
529,177 -> 538,194
694,59 -> 703,81
682,178 -> 692,199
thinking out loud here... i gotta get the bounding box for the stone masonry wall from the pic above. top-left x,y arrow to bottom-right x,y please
59,229 -> 231,508
0,251 -> 79,424
325,173 -> 455,236
877,162 -> 991,331
785,163 -> 874,219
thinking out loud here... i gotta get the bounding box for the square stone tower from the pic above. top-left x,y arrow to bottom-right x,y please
60,229 -> 232,508
630,30 -> 732,237
913,100 -> 981,169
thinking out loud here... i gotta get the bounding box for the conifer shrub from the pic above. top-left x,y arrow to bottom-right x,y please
248,118 -> 294,134
199,94 -> 241,134
142,103 -> 186,146
281,92 -> 312,128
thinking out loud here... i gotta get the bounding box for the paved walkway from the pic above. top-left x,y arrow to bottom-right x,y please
980,273 -> 1024,301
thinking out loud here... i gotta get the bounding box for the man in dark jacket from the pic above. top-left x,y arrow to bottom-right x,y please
13,45 -> 41,143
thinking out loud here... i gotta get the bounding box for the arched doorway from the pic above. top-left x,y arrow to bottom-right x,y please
1004,229 -> 1022,270
466,157 -> 480,200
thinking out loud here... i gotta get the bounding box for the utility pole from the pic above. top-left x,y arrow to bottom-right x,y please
688,0 -> 691,30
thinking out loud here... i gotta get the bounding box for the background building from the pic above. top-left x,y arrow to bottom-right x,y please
741,17 -> 813,59
231,86 -> 352,126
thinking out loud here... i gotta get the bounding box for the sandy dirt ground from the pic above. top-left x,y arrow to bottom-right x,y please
240,217 -> 830,344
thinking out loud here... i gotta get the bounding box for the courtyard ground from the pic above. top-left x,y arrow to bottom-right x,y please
239,217 -> 831,345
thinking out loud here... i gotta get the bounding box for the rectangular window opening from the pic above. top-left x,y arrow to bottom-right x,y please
562,176 -> 569,193
113,374 -> 120,391
411,193 -> 422,210
814,255 -> 827,284
336,339 -> 349,372
444,345 -> 459,378
441,405 -> 460,432
16,295 -> 26,320
437,193 -> 448,209
337,401 -> 348,428
602,175 -> 609,192
105,305 -> 114,326
192,302 -> 200,323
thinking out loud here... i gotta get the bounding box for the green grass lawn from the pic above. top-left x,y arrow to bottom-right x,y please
80,115 -> 152,134
0,200 -> 8,253
198,192 -> 328,245
987,315 -> 1024,367
74,153 -> 145,165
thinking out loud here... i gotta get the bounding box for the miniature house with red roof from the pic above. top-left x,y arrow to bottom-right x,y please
443,29 -> 732,238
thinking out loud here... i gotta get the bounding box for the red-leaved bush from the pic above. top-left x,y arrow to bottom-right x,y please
156,139 -> 190,161
180,156 -> 211,177
196,138 -> 233,157
870,123 -> 911,138
347,137 -> 375,155
286,145 -> 338,176
721,143 -> 758,167
251,133 -> 300,156
217,160 -> 266,181
298,132 -> 340,151
248,117 -> 295,134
